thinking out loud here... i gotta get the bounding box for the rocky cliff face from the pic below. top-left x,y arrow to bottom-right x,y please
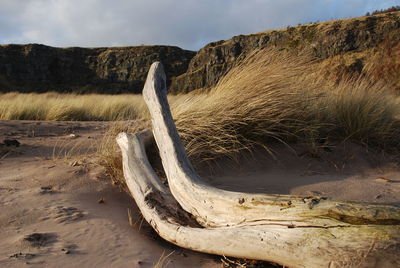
169,11 -> 400,93
1,11 -> 399,94
0,44 -> 195,93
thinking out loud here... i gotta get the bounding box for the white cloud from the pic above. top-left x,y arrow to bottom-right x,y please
0,0 -> 398,50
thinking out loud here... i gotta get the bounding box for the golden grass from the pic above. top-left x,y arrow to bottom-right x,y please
1,48 -> 399,186
153,251 -> 175,268
97,48 -> 400,187
171,50 -> 316,162
173,51 -> 400,161
0,93 -> 149,121
97,120 -> 150,185
315,78 -> 400,147
0,92 -> 196,122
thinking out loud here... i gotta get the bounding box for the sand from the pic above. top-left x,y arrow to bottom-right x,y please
1,120 -> 399,267
200,142 -> 400,206
0,121 -> 220,268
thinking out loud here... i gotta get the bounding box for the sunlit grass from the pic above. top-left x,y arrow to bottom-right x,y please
0,93 -> 187,121
1,49 -> 399,186
97,48 -> 400,186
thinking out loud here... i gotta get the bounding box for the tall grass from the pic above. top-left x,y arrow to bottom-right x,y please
0,92 -> 194,121
171,50 -> 316,161
98,48 -> 400,186
0,93 -> 149,121
1,48 -> 399,184
97,119 -> 150,185
173,50 -> 400,161
315,78 -> 400,147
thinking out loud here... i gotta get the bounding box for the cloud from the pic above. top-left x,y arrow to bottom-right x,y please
0,0 -> 398,50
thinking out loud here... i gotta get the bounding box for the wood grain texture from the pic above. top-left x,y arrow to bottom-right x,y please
117,61 -> 400,267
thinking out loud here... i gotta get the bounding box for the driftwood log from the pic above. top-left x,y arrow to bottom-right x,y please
117,62 -> 400,267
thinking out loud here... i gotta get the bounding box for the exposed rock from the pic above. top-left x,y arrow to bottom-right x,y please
169,11 -> 400,93
0,45 -> 195,93
0,11 -> 399,94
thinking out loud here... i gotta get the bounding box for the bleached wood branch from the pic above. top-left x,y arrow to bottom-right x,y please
142,62 -> 400,228
117,62 -> 400,267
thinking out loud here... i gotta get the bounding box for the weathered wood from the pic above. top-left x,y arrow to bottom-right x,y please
117,61 -> 400,267
117,130 -> 400,268
142,62 -> 400,228
117,130 -> 400,267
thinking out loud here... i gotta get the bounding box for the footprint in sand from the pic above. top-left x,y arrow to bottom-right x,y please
52,206 -> 85,223
8,252 -> 37,260
39,186 -> 55,194
21,232 -> 57,248
7,233 -> 58,262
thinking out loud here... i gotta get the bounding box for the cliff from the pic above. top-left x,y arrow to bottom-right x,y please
0,44 -> 195,93
169,11 -> 400,93
0,11 -> 399,94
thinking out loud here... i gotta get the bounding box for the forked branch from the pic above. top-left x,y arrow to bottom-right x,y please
117,62 -> 400,267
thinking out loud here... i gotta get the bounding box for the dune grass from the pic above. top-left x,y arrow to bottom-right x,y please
172,52 -> 400,163
97,48 -> 400,185
1,48 -> 399,185
0,92 -> 198,122
0,92 -> 150,121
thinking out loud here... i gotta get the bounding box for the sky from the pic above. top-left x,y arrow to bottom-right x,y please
0,0 -> 398,51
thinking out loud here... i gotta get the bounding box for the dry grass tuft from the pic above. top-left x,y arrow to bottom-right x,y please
314,78 -> 400,147
98,48 -> 400,187
153,251 -> 175,268
0,93 -> 149,121
172,50 -> 317,162
97,119 -> 150,186
2,48 -> 398,187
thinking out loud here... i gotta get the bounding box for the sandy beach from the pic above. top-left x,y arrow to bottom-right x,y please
1,120 -> 399,267
0,121 -> 221,268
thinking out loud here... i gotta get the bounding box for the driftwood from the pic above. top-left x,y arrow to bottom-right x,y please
117,62 -> 400,267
